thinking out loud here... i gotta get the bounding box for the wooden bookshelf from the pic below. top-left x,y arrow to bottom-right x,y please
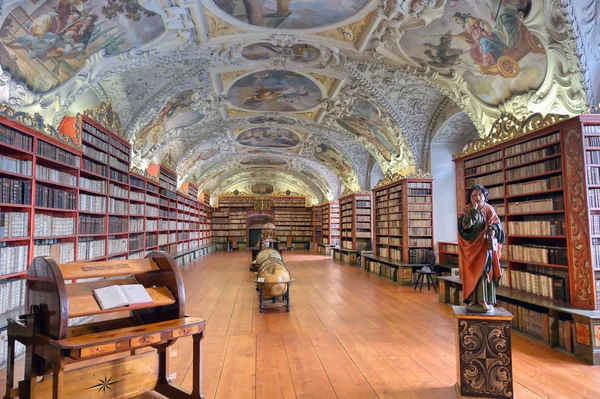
321,201 -> 340,246
312,205 -> 323,244
373,178 -> 434,265
438,241 -> 458,267
454,114 -> 600,364
339,193 -> 372,251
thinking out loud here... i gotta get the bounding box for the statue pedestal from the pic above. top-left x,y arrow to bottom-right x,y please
452,306 -> 514,398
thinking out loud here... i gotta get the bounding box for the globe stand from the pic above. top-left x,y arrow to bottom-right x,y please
256,279 -> 295,313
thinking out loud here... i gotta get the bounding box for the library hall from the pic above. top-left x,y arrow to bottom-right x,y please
2,0 -> 600,398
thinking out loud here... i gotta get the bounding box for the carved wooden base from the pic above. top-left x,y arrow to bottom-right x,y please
453,306 -> 514,398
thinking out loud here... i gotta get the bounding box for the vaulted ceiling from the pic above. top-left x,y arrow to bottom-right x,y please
0,0 -> 595,205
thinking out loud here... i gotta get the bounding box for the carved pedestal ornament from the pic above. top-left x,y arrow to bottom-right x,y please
453,306 -> 514,399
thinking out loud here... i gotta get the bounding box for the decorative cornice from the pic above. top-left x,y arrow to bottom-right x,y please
83,98 -> 124,138
454,113 -> 570,159
0,104 -> 81,149
374,168 -> 433,188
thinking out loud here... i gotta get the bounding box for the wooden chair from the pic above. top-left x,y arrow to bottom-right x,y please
4,251 -> 205,399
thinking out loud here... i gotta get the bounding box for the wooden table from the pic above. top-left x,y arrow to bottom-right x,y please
255,278 -> 295,313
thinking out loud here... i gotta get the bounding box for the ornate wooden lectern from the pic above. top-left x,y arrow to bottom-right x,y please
4,251 -> 205,399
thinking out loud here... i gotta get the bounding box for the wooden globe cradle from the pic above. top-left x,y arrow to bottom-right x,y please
3,251 -> 205,399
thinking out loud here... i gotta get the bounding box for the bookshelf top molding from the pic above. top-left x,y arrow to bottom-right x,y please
453,113 -> 570,161
0,105 -> 81,150
82,98 -> 125,139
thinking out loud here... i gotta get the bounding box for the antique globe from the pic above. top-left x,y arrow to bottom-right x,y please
257,259 -> 291,297
255,248 -> 282,265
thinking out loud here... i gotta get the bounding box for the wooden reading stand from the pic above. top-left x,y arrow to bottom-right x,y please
4,251 -> 205,399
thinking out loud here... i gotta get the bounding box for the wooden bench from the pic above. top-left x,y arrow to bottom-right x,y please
317,243 -> 335,256
436,275 -> 600,365
362,254 -> 428,285
331,247 -> 361,264
5,251 -> 205,399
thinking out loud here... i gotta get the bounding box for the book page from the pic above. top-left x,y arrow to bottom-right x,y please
120,284 -> 154,306
93,285 -> 129,310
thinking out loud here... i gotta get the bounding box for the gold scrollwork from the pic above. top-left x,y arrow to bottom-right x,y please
205,8 -> 246,38
454,113 -> 569,159
0,104 -> 81,149
374,169 -> 434,188
317,16 -> 368,43
308,73 -> 337,93
254,198 -> 272,210
83,98 -> 124,138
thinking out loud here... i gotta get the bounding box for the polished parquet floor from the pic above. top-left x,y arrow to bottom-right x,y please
3,250 -> 600,398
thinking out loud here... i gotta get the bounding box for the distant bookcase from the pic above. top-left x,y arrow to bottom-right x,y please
339,193 -> 372,251
438,242 -> 458,267
322,201 -> 340,246
454,114 -> 600,311
373,178 -> 433,264
312,205 -> 323,244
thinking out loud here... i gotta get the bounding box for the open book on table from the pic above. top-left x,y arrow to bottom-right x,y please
93,284 -> 154,310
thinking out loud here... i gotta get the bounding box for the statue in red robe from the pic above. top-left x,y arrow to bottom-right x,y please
458,185 -> 505,313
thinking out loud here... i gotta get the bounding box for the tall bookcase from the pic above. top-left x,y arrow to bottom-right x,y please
454,114 -> 600,311
322,201 -> 340,246
272,197 -> 312,249
373,178 -> 434,264
313,205 -> 323,244
339,193 -> 372,250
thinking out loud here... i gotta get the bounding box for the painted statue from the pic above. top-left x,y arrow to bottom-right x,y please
458,184 -> 505,313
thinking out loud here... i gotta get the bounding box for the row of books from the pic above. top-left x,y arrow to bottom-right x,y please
36,184 -> 75,210
507,216 -> 565,236
0,244 -> 28,275
508,244 -> 568,265
0,278 -> 26,314
36,164 -> 76,187
466,171 -> 503,187
408,211 -> 432,219
82,131 -> 109,151
408,227 -> 432,236
510,268 -> 567,302
505,157 -> 561,181
409,248 -> 431,264
130,218 -> 144,233
588,189 -> 600,208
82,158 -> 107,177
0,154 -> 32,176
407,203 -> 432,211
110,156 -> 128,172
0,126 -> 33,151
110,169 -> 128,184
82,144 -> 108,163
108,198 -> 128,214
79,193 -> 105,213
464,150 -> 501,169
108,216 -> 128,234
507,175 -> 562,196
34,214 -> 75,237
504,132 -> 559,157
80,176 -> 106,194
506,144 -> 560,168
129,234 -> 144,251
37,140 -> 80,168
108,237 -> 128,255
109,183 -> 128,199
78,214 -> 105,235
77,238 -> 106,261
496,300 -> 548,342
34,240 -> 74,264
379,236 -> 401,245
1,178 -> 31,205
407,196 -> 430,203
0,212 -> 28,238
407,189 -> 431,195
465,160 -> 503,176
408,238 -> 433,247
507,196 -> 564,214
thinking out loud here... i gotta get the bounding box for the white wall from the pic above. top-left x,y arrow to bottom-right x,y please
430,142 -> 464,256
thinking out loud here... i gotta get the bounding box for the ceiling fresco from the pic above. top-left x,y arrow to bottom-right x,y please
235,127 -> 301,148
0,0 -> 594,202
226,70 -> 323,112
212,0 -> 370,30
0,0 -> 164,93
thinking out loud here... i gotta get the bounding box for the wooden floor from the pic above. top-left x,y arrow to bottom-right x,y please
3,250 -> 600,398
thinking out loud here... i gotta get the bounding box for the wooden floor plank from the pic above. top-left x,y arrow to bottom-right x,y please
256,333 -> 297,399
309,330 -> 379,399
214,334 -> 256,399
282,332 -> 338,399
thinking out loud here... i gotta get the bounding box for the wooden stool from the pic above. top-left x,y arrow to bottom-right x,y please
413,269 -> 437,292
